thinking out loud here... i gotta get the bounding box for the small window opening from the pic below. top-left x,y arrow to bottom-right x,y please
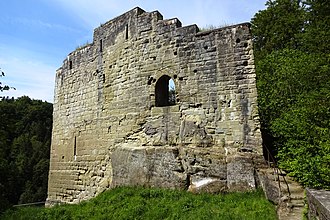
74,136 -> 77,161
100,39 -> 103,52
125,24 -> 129,40
155,75 -> 176,107
69,61 -> 72,70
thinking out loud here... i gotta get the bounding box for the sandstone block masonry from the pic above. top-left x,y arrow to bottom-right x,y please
47,7 -> 263,205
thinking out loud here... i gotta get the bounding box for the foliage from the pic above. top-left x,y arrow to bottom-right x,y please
251,0 -> 306,59
300,0 -> 330,54
272,86 -> 330,188
0,69 -> 15,96
252,0 -> 330,188
1,187 -> 277,220
256,49 -> 329,135
168,88 -> 176,105
0,96 -> 52,213
75,41 -> 91,51
199,24 -> 231,32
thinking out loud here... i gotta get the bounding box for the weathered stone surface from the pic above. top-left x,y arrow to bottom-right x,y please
307,188 -> 330,220
46,7 -> 263,205
227,154 -> 256,191
257,170 -> 281,204
111,146 -> 186,189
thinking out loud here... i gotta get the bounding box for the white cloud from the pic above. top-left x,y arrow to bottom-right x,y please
0,46 -> 56,102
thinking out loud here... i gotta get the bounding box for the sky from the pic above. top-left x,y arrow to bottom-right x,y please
0,0 -> 266,102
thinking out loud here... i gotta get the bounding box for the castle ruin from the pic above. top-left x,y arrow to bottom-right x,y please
47,7 -> 263,205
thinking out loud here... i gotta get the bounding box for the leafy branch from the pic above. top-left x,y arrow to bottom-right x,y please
0,68 -> 15,93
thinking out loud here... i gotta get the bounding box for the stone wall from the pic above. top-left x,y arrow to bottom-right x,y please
307,188 -> 330,220
47,7 -> 263,205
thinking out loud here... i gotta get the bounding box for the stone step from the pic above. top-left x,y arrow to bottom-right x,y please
279,197 -> 304,206
259,169 -> 304,190
259,168 -> 306,220
280,186 -> 305,195
289,202 -> 305,208
278,203 -> 305,220
288,198 -> 305,207
267,175 -> 296,184
286,207 -> 304,220
290,195 -> 305,200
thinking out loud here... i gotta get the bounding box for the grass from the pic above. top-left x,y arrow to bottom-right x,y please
75,41 -> 91,51
1,187 -> 277,220
199,24 -> 233,32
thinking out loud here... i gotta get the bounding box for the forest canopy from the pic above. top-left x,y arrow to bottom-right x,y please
0,96 -> 52,213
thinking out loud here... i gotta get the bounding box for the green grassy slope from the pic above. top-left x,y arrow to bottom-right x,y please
1,187 -> 277,220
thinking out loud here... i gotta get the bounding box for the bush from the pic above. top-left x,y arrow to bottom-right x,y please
256,49 -> 330,189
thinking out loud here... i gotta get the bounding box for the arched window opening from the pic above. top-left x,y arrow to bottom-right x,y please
155,75 -> 176,107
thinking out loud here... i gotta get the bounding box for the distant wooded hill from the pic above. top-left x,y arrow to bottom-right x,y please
0,96 -> 52,213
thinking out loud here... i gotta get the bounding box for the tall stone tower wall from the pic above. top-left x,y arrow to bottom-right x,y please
47,7 -> 263,205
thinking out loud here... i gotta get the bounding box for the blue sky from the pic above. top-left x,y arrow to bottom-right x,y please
0,0 -> 266,102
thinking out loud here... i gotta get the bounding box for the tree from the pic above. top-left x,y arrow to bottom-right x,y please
300,0 -> 330,54
0,97 -> 52,213
0,69 -> 15,98
168,87 -> 176,106
0,69 -> 9,92
251,0 -> 306,59
251,0 -> 330,188
251,0 -> 307,156
256,49 -> 330,188
272,87 -> 330,188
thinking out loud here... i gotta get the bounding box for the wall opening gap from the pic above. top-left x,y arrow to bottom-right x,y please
125,24 -> 129,40
168,79 -> 176,105
74,136 -> 77,161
